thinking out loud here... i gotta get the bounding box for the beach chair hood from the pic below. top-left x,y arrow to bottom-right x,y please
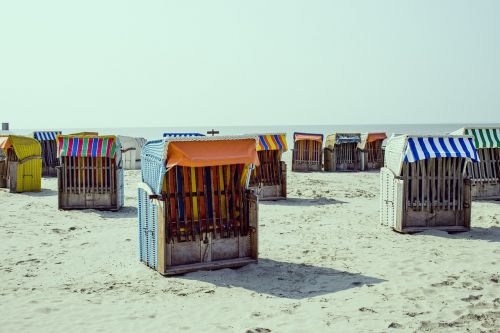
256,133 -> 288,152
384,134 -> 479,176
142,135 -> 260,195
325,133 -> 361,150
358,132 -> 387,150
33,131 -> 61,141
0,135 -> 41,159
117,135 -> 146,152
57,135 -> 119,158
165,136 -> 259,169
293,132 -> 323,144
451,127 -> 500,149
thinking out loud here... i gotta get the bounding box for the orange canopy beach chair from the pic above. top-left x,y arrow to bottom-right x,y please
138,135 -> 260,276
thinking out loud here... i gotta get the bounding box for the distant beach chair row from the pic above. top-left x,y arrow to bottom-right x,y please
291,131 -> 387,172
289,128 -> 500,201
0,128 -> 499,276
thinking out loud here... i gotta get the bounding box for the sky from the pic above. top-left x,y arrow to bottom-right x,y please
1,0 -> 499,129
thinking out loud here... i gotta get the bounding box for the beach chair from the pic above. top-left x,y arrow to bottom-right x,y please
380,134 -> 478,233
56,134 -> 124,210
33,131 -> 61,176
324,133 -> 361,172
451,127 -> 500,200
249,133 -> 288,200
117,135 -> 147,170
358,132 -> 387,171
0,135 -> 42,193
292,132 -> 323,172
138,135 -> 259,275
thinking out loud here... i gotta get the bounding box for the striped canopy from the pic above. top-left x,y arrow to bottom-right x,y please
34,131 -> 61,141
464,128 -> 500,149
257,134 -> 288,151
57,136 -> 117,158
163,133 -> 205,138
404,136 -> 479,163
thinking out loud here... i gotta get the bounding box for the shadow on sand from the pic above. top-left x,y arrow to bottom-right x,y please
180,258 -> 385,299
419,226 -> 500,243
260,197 -> 346,207
79,206 -> 138,219
19,188 -> 58,197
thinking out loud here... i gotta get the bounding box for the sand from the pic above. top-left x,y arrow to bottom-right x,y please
0,153 -> 499,332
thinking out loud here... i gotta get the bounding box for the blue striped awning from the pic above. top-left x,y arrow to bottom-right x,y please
163,133 -> 205,138
404,137 -> 479,163
34,131 -> 61,141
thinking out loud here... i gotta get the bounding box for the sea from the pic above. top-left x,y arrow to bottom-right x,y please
5,123 -> 500,143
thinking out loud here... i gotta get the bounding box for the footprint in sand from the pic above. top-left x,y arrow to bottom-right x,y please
246,329 -> 271,333
461,294 -> 482,302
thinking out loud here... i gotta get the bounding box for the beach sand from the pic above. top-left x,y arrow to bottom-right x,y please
1,153 -> 499,332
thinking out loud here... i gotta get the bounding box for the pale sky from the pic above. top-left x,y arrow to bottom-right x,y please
1,0 -> 499,129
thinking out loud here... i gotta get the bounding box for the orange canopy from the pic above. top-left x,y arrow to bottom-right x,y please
366,132 -> 387,143
166,139 -> 260,168
294,133 -> 323,143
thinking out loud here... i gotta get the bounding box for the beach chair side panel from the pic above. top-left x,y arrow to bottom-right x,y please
468,148 -> 500,199
380,167 -> 400,228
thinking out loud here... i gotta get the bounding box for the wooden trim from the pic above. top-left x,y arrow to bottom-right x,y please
157,202 -> 166,274
161,258 -> 256,276
18,156 -> 42,164
397,226 -> 470,234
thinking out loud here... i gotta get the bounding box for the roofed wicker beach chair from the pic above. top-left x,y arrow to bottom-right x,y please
138,135 -> 259,275
56,134 -> 124,211
33,131 -> 61,176
381,134 -> 478,233
292,132 -> 323,172
0,135 -> 42,193
249,133 -> 288,200
358,132 -> 387,171
117,135 -> 147,170
324,133 -> 362,172
451,127 -> 500,200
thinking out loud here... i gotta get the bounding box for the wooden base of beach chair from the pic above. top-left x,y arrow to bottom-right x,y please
292,161 -> 322,172
160,257 -> 257,276
157,235 -> 257,276
58,192 -> 119,211
252,184 -> 286,201
470,182 -> 500,200
395,226 -> 470,234
394,209 -> 471,234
